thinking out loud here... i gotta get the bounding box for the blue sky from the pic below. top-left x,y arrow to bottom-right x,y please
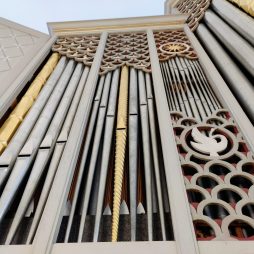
0,0 -> 165,34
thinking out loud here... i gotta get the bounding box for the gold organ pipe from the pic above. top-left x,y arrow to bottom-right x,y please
0,53 -> 60,154
112,65 -> 129,242
226,0 -> 254,17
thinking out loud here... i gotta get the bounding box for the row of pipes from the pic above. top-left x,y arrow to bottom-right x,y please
0,55 -> 91,244
0,56 -> 172,243
61,66 -> 170,242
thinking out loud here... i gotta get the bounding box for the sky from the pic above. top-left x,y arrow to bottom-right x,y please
0,0 -> 165,34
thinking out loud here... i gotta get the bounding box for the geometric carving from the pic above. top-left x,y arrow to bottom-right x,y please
52,34 -> 100,66
100,33 -> 151,75
160,42 -> 190,55
154,30 -> 198,61
0,25 -> 39,73
175,0 -> 211,31
172,109 -> 254,240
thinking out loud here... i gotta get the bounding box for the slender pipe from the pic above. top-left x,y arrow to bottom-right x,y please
0,60 -> 75,223
5,63 -> 84,244
0,57 -> 67,187
138,70 -> 153,241
0,53 -> 60,154
164,62 -> 187,115
169,60 -> 193,117
196,24 -> 254,122
204,10 -> 254,77
211,0 -> 254,45
186,59 -> 215,113
78,71 -> 112,242
128,68 -> 138,241
26,143 -> 65,244
112,66 -> 129,242
146,73 -> 166,240
27,65 -> 89,244
64,74 -> 105,242
93,69 -> 120,242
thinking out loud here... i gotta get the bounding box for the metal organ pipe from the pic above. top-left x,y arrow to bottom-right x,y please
138,70 -> 153,241
93,69 -> 120,242
112,66 -> 129,242
0,59 -> 75,223
64,73 -> 105,243
145,73 -> 167,240
196,24 -> 254,123
5,63 -> 84,244
203,10 -> 254,77
211,0 -> 254,46
0,56 -> 67,187
27,65 -> 90,244
160,58 -> 221,121
77,72 -> 112,242
127,68 -> 139,241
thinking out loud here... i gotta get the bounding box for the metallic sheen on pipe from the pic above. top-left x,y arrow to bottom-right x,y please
93,69 -> 120,242
112,66 -> 129,242
0,57 -> 67,187
5,63 -> 84,244
138,70 -> 153,241
0,60 -> 75,223
0,53 -> 60,154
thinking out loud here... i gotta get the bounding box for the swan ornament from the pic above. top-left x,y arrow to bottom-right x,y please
190,127 -> 228,157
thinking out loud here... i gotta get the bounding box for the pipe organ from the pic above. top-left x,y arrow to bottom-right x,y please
0,3 -> 254,254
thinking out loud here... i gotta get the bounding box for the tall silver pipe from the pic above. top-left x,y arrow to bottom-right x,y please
179,58 -> 211,118
93,69 -> 120,242
175,58 -> 206,120
164,62 -> 187,115
78,72 -> 112,242
192,61 -> 221,109
26,143 -> 65,244
171,59 -> 199,120
162,62 -> 180,111
58,66 -> 90,141
196,24 -> 254,123
0,60 -> 75,223
146,73 -> 166,240
169,59 -> 194,117
138,70 -> 153,241
4,63 -> 84,244
128,68 -> 139,241
186,59 -> 215,113
161,63 -> 175,111
26,67 -> 90,244
64,74 -> 105,242
204,10 -> 254,77
0,57 -> 67,187
211,0 -> 254,46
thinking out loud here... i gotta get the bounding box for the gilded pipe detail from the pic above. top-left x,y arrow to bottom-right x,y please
112,65 -> 129,242
227,0 -> 254,17
0,53 -> 60,154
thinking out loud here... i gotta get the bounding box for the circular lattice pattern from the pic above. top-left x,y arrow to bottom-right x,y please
159,42 -> 190,55
154,30 -> 198,61
100,32 -> 151,75
171,109 -> 254,240
52,34 -> 100,66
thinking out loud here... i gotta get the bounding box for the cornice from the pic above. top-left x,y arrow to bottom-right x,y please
47,14 -> 188,36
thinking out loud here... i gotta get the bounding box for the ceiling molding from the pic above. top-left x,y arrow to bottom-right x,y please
47,14 -> 188,36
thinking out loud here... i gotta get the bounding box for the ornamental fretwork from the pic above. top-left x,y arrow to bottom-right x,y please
175,0 -> 211,31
